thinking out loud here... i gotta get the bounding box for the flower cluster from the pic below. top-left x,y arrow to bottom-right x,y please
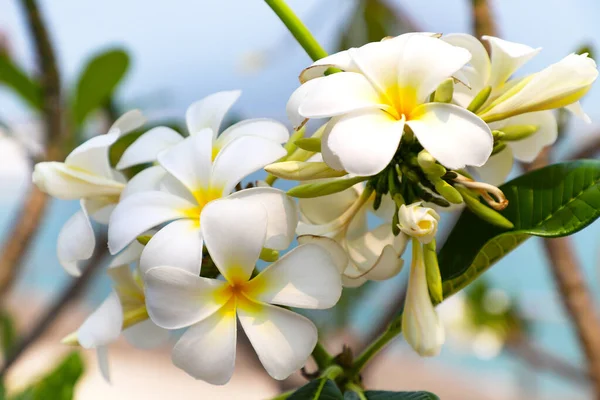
33,32 -> 597,384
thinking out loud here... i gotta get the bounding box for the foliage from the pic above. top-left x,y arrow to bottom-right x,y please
0,54 -> 42,110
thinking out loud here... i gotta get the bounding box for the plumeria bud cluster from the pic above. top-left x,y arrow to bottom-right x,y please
30,30 -> 597,384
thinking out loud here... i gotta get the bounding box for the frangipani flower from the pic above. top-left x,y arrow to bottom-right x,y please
116,90 -> 288,169
108,130 -> 296,274
443,34 -> 597,123
144,198 -> 342,384
32,110 -> 146,275
68,243 -> 168,382
398,202 -> 445,356
287,33 -> 493,176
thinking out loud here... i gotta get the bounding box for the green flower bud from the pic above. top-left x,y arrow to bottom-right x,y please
287,175 -> 369,198
456,187 -> 514,229
423,240 -> 443,304
294,137 -> 321,152
264,161 -> 347,181
492,130 -> 505,141
491,141 -> 507,156
467,86 -> 492,113
259,248 -> 279,262
434,78 -> 454,103
433,178 -> 463,204
136,234 -> 152,245
500,125 -> 539,141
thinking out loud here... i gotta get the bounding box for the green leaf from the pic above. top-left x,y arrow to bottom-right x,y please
439,160 -> 600,299
289,379 -> 344,400
0,54 -> 42,110
364,391 -> 439,400
10,352 -> 85,400
72,49 -> 130,126
0,311 -> 16,353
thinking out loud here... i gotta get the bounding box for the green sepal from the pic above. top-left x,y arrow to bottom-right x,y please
423,240 -> 443,304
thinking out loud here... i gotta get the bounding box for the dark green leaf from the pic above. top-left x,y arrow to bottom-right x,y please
439,160 -> 600,298
0,54 -> 42,110
289,379 -> 344,400
72,49 -> 129,126
344,391 -> 362,400
9,352 -> 85,400
0,311 -> 16,353
364,391 -> 439,400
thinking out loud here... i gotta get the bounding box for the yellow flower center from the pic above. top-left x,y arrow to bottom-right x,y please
181,186 -> 224,227
213,265 -> 271,317
382,85 -> 419,121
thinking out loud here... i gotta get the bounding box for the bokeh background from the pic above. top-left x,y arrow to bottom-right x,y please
0,0 -> 599,399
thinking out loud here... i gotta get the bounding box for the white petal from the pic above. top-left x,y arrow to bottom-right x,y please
248,243 -> 342,309
172,304 -> 237,384
82,197 -> 116,224
108,191 -> 196,254
33,162 -> 124,200
216,118 -> 289,152
186,90 -> 241,136
227,187 -> 298,250
57,205 -> 95,276
442,33 -> 491,89
287,79 -> 322,128
298,72 -> 385,119
123,320 -> 170,349
157,130 -> 213,194
474,146 -> 514,186
296,235 -> 348,273
497,110 -> 558,162
397,35 -> 471,103
78,291 -> 123,349
65,133 -> 118,178
120,165 -> 167,199
407,103 -> 493,169
107,264 -> 144,312
299,50 -> 356,82
299,185 -> 360,225
483,35 -> 540,89
565,101 -> 591,123
211,136 -> 286,195
139,219 -> 203,275
108,109 -> 146,136
201,198 -> 267,283
144,266 -> 230,329
116,127 -> 183,169
238,302 -> 317,380
109,241 -> 144,268
96,346 -> 111,383
323,109 -> 404,176
402,242 -> 445,356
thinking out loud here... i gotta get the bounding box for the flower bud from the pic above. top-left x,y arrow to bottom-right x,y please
467,86 -> 492,113
294,137 -> 321,152
433,78 -> 454,103
397,202 -> 440,244
287,175 -> 368,198
265,161 -> 347,181
259,247 -> 279,262
433,178 -> 463,204
499,124 -> 539,141
456,187 -> 514,229
423,240 -> 443,304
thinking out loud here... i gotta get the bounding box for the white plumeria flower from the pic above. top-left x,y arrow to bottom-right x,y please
72,242 -> 169,382
397,202 -> 440,244
144,198 -> 342,384
108,129 -> 296,275
398,202 -> 444,356
287,33 -> 493,176
443,34 -> 597,123
116,90 -> 289,170
32,110 -> 146,275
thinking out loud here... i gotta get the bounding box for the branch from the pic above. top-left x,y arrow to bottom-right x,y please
0,233 -> 109,378
471,0 -> 497,44
0,0 -> 65,300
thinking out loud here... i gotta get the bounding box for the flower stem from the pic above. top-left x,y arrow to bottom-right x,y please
312,341 -> 333,370
350,316 -> 403,375
263,0 -> 328,61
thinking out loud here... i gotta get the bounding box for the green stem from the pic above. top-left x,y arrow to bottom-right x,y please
346,383 -> 368,400
350,316 -> 403,374
312,341 -> 332,370
263,0 -> 328,61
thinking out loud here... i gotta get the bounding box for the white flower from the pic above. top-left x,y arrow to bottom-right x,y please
396,202 -> 444,356
143,198 -> 342,384
72,243 -> 168,382
443,34 -> 597,123
108,129 -> 296,275
397,202 -> 440,244
116,91 -> 289,170
32,110 -> 146,275
287,33 -> 493,176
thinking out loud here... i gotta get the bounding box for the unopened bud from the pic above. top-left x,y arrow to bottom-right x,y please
434,78 -> 454,103
264,161 -> 347,181
456,186 -> 514,229
467,86 -> 492,113
137,235 -> 152,245
259,248 -> 279,262
491,141 -> 507,156
433,178 -> 463,204
500,125 -> 539,141
294,137 -> 321,152
287,175 -> 368,198
423,240 -> 443,304
418,151 -> 446,179
492,130 -> 505,141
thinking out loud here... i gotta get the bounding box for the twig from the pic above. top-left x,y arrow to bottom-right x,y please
0,0 -> 64,300
0,233 -> 109,378
471,0 -> 496,46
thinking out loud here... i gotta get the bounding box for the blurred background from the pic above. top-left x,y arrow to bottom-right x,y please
0,0 -> 600,399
